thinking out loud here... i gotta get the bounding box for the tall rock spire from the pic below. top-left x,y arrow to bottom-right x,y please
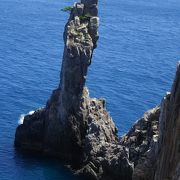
58,0 -> 99,125
42,0 -> 102,162
15,0 -> 180,179
15,1 -> 134,179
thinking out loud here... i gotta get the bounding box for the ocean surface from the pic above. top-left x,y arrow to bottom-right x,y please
0,0 -> 180,179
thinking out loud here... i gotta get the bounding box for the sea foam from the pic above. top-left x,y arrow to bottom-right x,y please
18,110 -> 35,125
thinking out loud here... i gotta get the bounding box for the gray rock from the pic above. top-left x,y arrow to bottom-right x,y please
14,0 -> 180,179
14,0 -> 133,179
74,3 -> 84,16
153,62 -> 180,180
120,106 -> 160,166
84,5 -> 98,17
121,63 -> 180,180
81,0 -> 98,7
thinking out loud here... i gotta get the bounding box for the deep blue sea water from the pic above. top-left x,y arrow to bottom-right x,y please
0,0 -> 180,179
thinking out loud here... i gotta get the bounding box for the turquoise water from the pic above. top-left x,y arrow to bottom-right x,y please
0,0 -> 180,179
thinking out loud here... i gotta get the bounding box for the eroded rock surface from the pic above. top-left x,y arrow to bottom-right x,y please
15,0 -> 133,179
15,0 -> 179,179
121,64 -> 180,180
153,63 -> 180,180
122,107 -> 161,180
121,107 -> 160,166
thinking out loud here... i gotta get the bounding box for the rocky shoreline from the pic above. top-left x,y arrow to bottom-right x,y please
15,0 -> 180,179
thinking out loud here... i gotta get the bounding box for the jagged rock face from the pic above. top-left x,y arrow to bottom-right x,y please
77,143 -> 133,180
16,0 -> 100,161
76,88 -> 134,180
153,63 -> 180,180
121,107 -> 160,166
120,107 -> 160,180
15,0 -> 133,179
43,0 -> 106,162
15,108 -> 45,152
122,63 -> 180,180
14,0 -> 180,179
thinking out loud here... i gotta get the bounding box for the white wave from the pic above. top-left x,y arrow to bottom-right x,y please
18,110 -> 35,125
18,114 -> 25,125
28,110 -> 35,115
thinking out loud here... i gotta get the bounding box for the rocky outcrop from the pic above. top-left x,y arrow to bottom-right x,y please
122,107 -> 161,180
121,64 -> 180,180
121,106 -> 160,167
153,63 -> 180,180
15,0 -> 180,179
15,0 -> 133,179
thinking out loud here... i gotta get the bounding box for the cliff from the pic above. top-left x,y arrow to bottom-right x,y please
15,0 -> 180,179
154,63 -> 180,180
122,63 -> 180,180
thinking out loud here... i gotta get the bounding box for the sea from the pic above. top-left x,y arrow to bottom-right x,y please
0,0 -> 180,179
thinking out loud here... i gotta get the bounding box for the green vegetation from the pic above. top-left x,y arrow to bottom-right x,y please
61,6 -> 92,22
79,14 -> 92,21
61,6 -> 73,13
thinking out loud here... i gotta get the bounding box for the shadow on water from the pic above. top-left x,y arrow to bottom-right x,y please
13,148 -> 81,180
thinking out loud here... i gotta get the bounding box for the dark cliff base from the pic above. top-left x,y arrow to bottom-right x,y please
14,0 -> 180,179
